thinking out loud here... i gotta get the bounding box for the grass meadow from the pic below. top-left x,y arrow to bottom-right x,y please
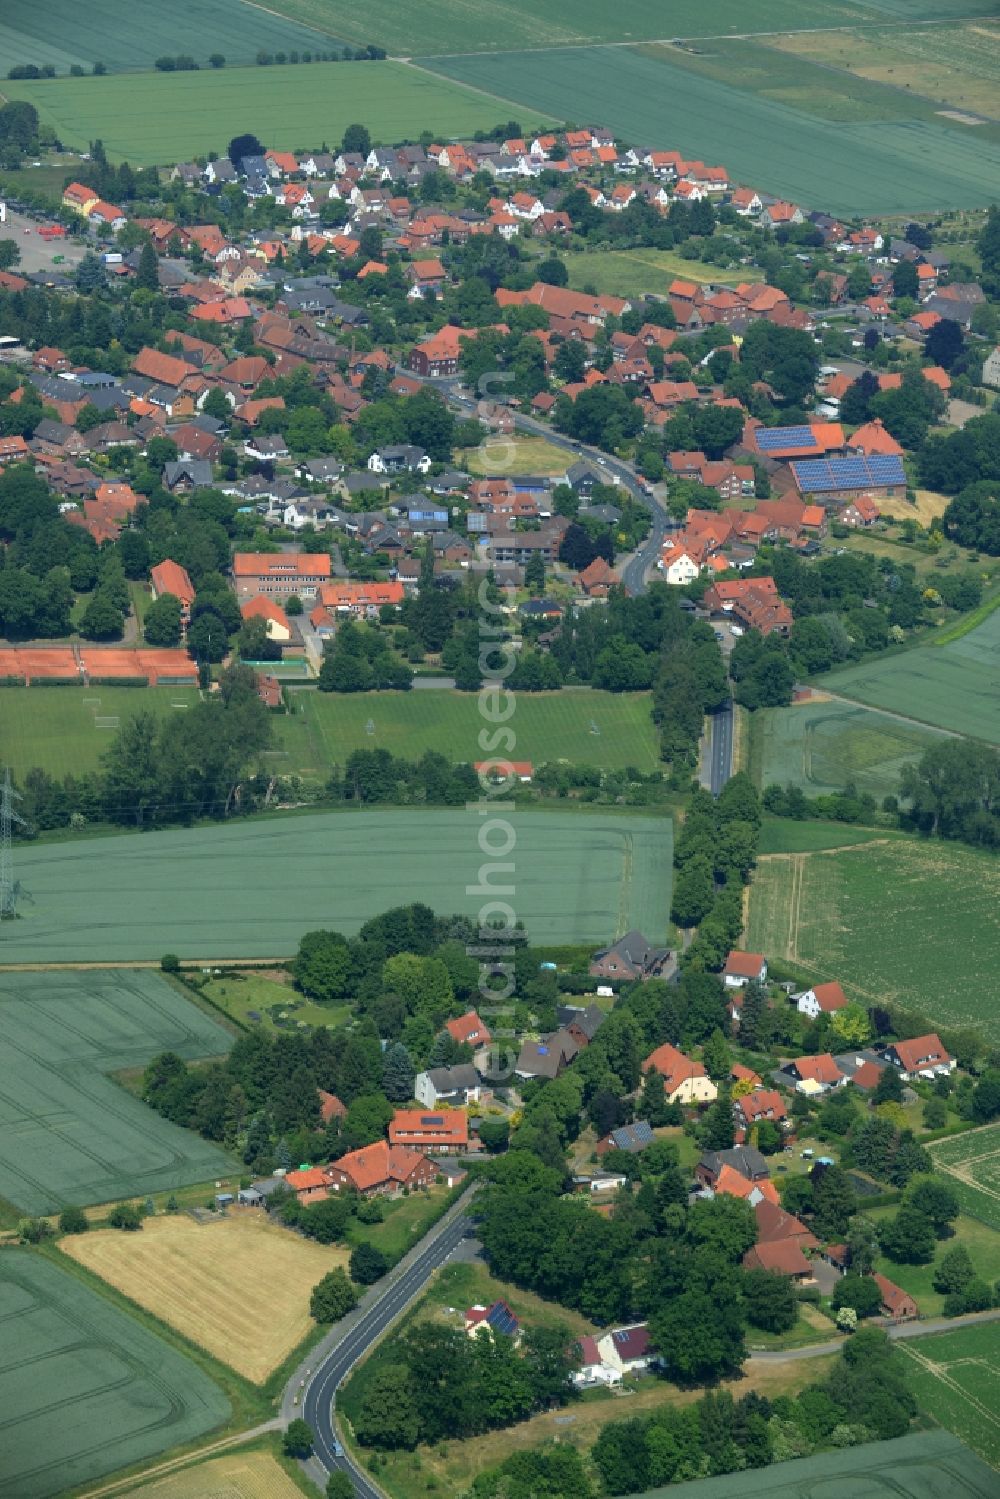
60,1213 -> 348,1382
771,22 -> 1000,123
0,970 -> 235,1215
427,45 -> 1000,213
282,688 -> 661,775
821,606 -> 1000,744
0,0 -> 337,74
0,1250 -> 229,1499
6,807 -> 673,961
2,62 -> 541,165
561,248 -> 762,299
0,686 -> 660,779
751,697 -> 946,801
746,836 -> 1000,1032
930,1125 -> 1000,1231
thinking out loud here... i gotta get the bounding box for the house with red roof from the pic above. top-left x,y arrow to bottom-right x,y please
876,1034 -> 954,1081
241,594 -> 292,642
782,1053 -> 847,1093
389,1109 -> 469,1153
723,951 -> 767,988
743,1239 -> 814,1280
232,552 -> 331,602
641,1043 -> 717,1105
150,559 -> 195,619
734,1089 -> 788,1133
796,981 -> 848,1019
874,1273 -> 918,1321
445,1010 -> 492,1050
326,1140 -> 437,1197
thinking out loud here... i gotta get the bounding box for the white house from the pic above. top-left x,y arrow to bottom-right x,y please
982,346 -> 1000,390
723,951 -> 768,989
414,1063 -> 482,1109
573,1335 -> 619,1387
796,981 -> 848,1019
597,1324 -> 654,1377
367,445 -> 431,475
660,550 -> 702,586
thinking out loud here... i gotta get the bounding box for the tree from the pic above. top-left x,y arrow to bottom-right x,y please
326,1476 -> 354,1499
350,1241 -> 389,1284
228,132 -> 264,170
80,590 -> 124,641
209,52 -> 226,68
354,1363 -> 420,1448
186,608 -> 229,664
743,1268 -> 797,1332
310,1267 -> 359,1323
144,592 -> 182,647
812,1165 -> 856,1241
381,1041 -> 415,1102
846,1217 -> 879,1277
75,252 -> 106,294
58,1205 -> 89,1234
342,122 -> 371,156
925,318 -> 964,371
135,239 -> 159,292
873,1065 -> 903,1105
905,1176 -> 958,1237
832,1274 -> 882,1318
537,256 -> 568,286
879,1203 -> 936,1264
702,1028 -> 731,1081
651,1284 -> 746,1385
830,1002 -> 871,1048
932,1243 -> 974,1296
283,1419 -> 314,1458
892,260 -> 919,300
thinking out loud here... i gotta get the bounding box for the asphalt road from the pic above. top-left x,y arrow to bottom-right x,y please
707,699 -> 735,796
290,1203 -> 474,1494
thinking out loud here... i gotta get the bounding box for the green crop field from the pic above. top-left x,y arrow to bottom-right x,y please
746,836 -> 1000,1032
0,1250 -> 229,1499
640,1430 -> 999,1498
0,970 -> 234,1215
257,0 -> 983,55
0,686 -> 202,780
756,818 -> 897,854
427,46 -> 1000,213
561,248 -> 761,299
931,1125 -> 1000,1231
821,608 -> 1000,744
2,62 -> 544,166
2,808 -> 672,963
897,1325 -> 1000,1471
752,699 -> 947,800
0,0 -> 337,73
281,688 -> 660,775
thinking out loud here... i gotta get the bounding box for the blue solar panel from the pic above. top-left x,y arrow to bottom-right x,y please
756,424 -> 817,452
792,455 -> 904,494
487,1302 -> 519,1336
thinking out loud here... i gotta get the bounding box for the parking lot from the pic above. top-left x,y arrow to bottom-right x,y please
1,205 -> 86,276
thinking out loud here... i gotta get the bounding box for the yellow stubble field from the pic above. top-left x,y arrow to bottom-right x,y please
61,1211 -> 348,1382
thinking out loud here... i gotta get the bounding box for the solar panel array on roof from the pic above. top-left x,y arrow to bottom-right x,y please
487,1301 -> 519,1337
755,425 -> 817,453
421,1116 -> 445,1126
793,455 -> 904,493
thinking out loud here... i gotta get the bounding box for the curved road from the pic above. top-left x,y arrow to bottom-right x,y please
286,1200 -> 474,1495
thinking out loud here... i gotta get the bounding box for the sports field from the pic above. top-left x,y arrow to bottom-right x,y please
62,1213 -> 348,1382
562,248 -> 762,299
0,970 -> 234,1215
0,0 -> 338,74
641,1430 -> 999,1498
752,697 -> 947,800
931,1125 -> 1000,1231
427,46 -> 1000,213
0,686 -> 202,780
460,435 -> 571,477
260,0 -> 981,54
1,63 -> 544,165
0,1250 -> 229,1499
897,1325 -> 1000,1471
821,607 -> 1000,744
3,808 -> 672,962
283,688 -> 660,775
122,1450 -> 305,1499
746,836 -> 1000,1031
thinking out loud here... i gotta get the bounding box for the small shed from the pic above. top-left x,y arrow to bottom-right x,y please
215,1192 -> 234,1207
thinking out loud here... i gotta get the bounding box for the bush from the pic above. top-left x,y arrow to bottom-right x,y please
310,1267 -> 359,1324
108,1202 -> 143,1231
160,953 -> 180,973
17,1217 -> 53,1244
58,1206 -> 89,1234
